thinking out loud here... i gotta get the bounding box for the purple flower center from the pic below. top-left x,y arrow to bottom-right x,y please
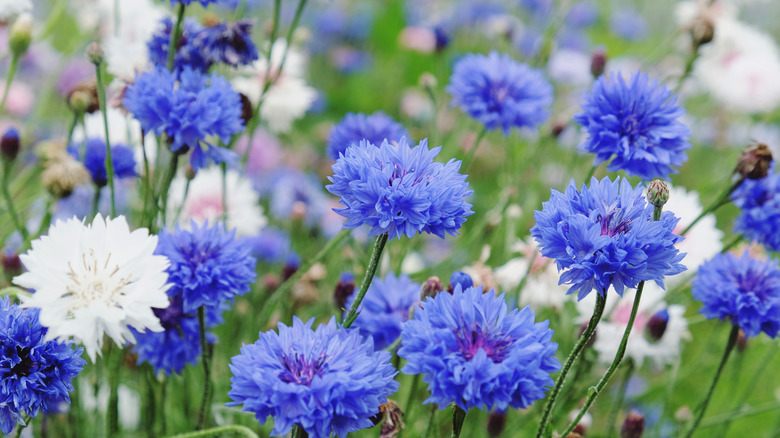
621,115 -> 641,137
597,211 -> 632,237
455,325 -> 513,363
10,346 -> 37,377
153,296 -> 186,330
736,272 -> 768,300
279,352 -> 328,386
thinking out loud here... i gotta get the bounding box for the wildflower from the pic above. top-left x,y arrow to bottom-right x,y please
344,273 -> 420,349
1,127 -> 20,162
167,0 -> 220,6
227,317 -> 399,438
399,285 -> 560,411
147,17 -> 211,72
326,138 -> 473,240
0,297 -> 85,434
692,252 -> 780,338
575,71 -> 691,180
244,227 -> 292,264
731,165 -> 780,251
41,150 -> 91,198
67,138 -> 137,187
447,51 -> 553,134
196,20 -> 259,67
14,215 -> 170,361
326,112 -> 410,160
531,176 -> 686,300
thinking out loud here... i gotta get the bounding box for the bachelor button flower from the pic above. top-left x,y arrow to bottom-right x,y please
67,138 -> 137,187
147,17 -> 211,72
731,165 -> 780,252
196,20 -> 259,67
227,317 -> 399,438
14,215 -> 170,361
446,51 -> 553,134
0,297 -> 85,434
326,138 -> 473,240
344,273 -> 420,349
574,71 -> 691,180
155,221 -> 256,313
692,253 -> 780,338
326,112 -> 410,160
123,66 -> 244,170
398,286 -> 560,411
530,176 -> 686,300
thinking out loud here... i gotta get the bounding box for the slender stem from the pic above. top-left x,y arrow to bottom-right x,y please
424,405 -> 437,438
451,406 -> 466,438
680,178 -> 744,237
158,150 -> 182,229
1,161 -> 27,240
291,425 -> 308,438
94,60 -> 116,217
701,400 -> 780,429
277,0 -> 309,78
165,425 -> 260,438
141,130 -> 154,228
144,368 -> 157,438
91,185 -> 101,218
66,111 -> 80,147
718,344 -> 777,437
220,163 -> 228,224
463,127 -> 487,174
342,233 -> 390,328
404,375 -> 421,424
606,360 -> 635,438
536,292 -> 607,438
721,234 -> 743,254
233,0 -> 248,20
0,54 -> 19,113
672,49 -> 700,95
196,307 -> 213,430
684,325 -> 740,438
107,347 -> 122,437
562,282 -> 646,437
173,178 -> 191,224
512,250 -> 537,304
13,414 -> 31,438
584,164 -> 598,182
167,4 -> 186,71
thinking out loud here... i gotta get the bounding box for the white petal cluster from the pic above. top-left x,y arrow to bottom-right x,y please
0,0 -> 32,20
494,239 -> 571,311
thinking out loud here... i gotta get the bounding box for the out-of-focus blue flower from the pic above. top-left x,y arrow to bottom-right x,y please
447,51 -> 553,134
0,297 -> 85,434
566,1 -> 598,28
531,176 -> 686,300
196,20 -> 259,67
692,253 -> 780,338
147,17 -> 211,72
327,112 -> 410,160
123,66 -> 244,170
450,271 -> 473,290
155,222 -> 257,313
330,47 -> 373,74
731,165 -> 780,252
256,168 -> 332,230
67,138 -> 137,187
345,273 -> 420,349
167,0 -> 220,6
399,286 -> 560,411
53,182 -> 133,223
327,138 -> 473,240
518,0 -> 552,20
574,71 -> 691,180
244,227 -> 292,264
227,317 -> 399,438
610,8 -> 649,41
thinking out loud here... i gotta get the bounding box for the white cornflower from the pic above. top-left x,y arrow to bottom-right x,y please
14,214 -> 170,361
0,0 -> 32,20
167,167 -> 266,237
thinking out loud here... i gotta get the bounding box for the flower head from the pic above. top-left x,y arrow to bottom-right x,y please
574,71 -> 691,180
227,317 -> 399,438
399,286 -> 560,411
123,66 -> 244,170
67,138 -> 137,187
344,273 -> 420,349
326,112 -> 410,160
155,221 -> 256,313
14,215 -> 170,361
692,252 -> 780,338
147,17 -> 211,72
731,165 -> 780,252
196,20 -> 259,67
531,176 -> 686,300
326,138 -> 473,240
0,297 -> 85,434
446,51 -> 553,134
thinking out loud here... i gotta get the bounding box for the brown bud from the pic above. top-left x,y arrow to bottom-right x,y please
1,128 -> 20,162
487,411 -> 507,437
621,410 -> 645,438
736,328 -> 748,353
378,400 -> 404,438
421,276 -> 443,300
239,93 -> 254,126
42,153 -> 91,198
646,180 -> 670,208
645,309 -> 669,341
87,42 -> 104,65
590,47 -> 607,79
689,15 -> 715,50
67,80 -> 100,114
263,273 -> 279,293
334,273 -> 355,310
1,252 -> 22,279
202,13 -> 221,28
185,164 -> 197,180
735,142 -> 773,180
551,120 -> 566,138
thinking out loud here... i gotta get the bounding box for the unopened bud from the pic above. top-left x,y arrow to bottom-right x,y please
1,128 -> 20,162
645,308 -> 669,341
67,81 -> 100,114
689,16 -> 715,50
42,153 -> 91,198
448,271 -> 473,293
590,47 -> 607,79
281,253 -> 300,282
621,410 -> 645,438
87,42 -> 105,65
1,252 -> 22,279
487,411 -> 506,437
239,93 -> 254,126
9,14 -> 33,57
735,142 -> 773,180
675,406 -> 692,423
334,272 -> 355,310
646,180 -> 669,208
566,433 -> 584,438
434,26 -> 449,52
263,273 -> 279,292
736,328 -> 748,353
421,276 -> 443,300
378,400 -> 404,438
185,164 -> 197,180
551,120 -> 566,138
419,72 -> 437,89
568,410 -> 592,435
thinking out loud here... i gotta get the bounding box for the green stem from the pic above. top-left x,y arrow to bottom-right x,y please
424,405 -> 437,438
680,178 -> 744,237
463,127 -> 487,174
144,368 -> 157,438
511,250 -> 537,304
66,111 -> 80,147
13,414 -> 31,438
701,400 -> 780,429
536,292 -> 607,438
718,344 -> 777,437
220,163 -> 228,224
0,54 -> 19,113
684,325 -> 740,438
672,49 -> 700,95
91,185 -> 101,218
196,307 -> 213,430
342,233 -> 389,328
233,0 -> 248,20
584,164 -> 598,182
167,4 -> 186,71
166,425 -> 259,438
1,161 -> 28,241
173,178 -> 191,224
291,425 -> 308,438
721,234 -> 743,254
158,150 -> 182,229
562,282 -> 646,437
277,0 -> 309,79
404,374 -> 421,425
107,347 -> 122,437
94,60 -> 116,217
606,360 -> 635,438
451,406 -> 466,438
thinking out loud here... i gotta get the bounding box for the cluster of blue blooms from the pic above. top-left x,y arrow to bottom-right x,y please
327,112 -> 410,161
67,138 -> 137,187
731,164 -> 780,252
147,18 -> 212,72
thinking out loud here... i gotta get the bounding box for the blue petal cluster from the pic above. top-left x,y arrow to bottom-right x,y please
531,176 -> 686,300
692,253 -> 780,338
344,273 -> 420,349
67,138 -> 137,187
326,112 -> 410,160
0,297 -> 85,434
574,71 -> 691,180
227,317 -> 399,438
147,17 -> 211,72
196,20 -> 258,67
155,222 -> 257,313
326,138 -> 473,240
398,286 -> 560,411
446,51 -> 553,134
123,66 -> 244,170
731,165 -> 780,252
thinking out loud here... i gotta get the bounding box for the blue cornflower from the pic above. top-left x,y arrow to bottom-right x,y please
123,66 -> 244,170
227,317 -> 399,438
446,51 -> 553,134
326,138 -> 473,240
155,222 -> 257,313
67,138 -> 137,187
531,176 -> 686,300
574,71 -> 691,180
399,286 -> 560,411
147,17 -> 211,72
196,20 -> 259,67
450,271 -> 473,290
244,227 -> 292,264
610,8 -> 649,41
326,112 -> 410,161
0,297 -> 85,434
167,0 -> 220,7
692,253 -> 780,338
731,165 -> 780,252
345,273 -> 420,349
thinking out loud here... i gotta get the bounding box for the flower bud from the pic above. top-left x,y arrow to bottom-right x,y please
263,273 -> 279,293
281,253 -> 301,282
1,128 -> 20,163
334,272 -> 355,310
9,14 -> 33,57
378,400 -> 404,438
736,328 -> 748,353
675,405 -> 692,422
646,180 -> 669,208
239,93 -> 254,126
621,410 -> 645,438
87,42 -> 105,65
419,72 -> 437,89
42,152 -> 91,198
2,251 -> 22,279
185,164 -> 197,180
568,409 -> 592,436
689,15 -> 715,50
448,271 -> 473,293
67,81 -> 100,114
645,308 -> 669,341
590,47 -> 607,79
434,27 -> 449,52
735,142 -> 773,180
421,276 -> 443,300
551,120 -> 567,138
487,411 -> 506,437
